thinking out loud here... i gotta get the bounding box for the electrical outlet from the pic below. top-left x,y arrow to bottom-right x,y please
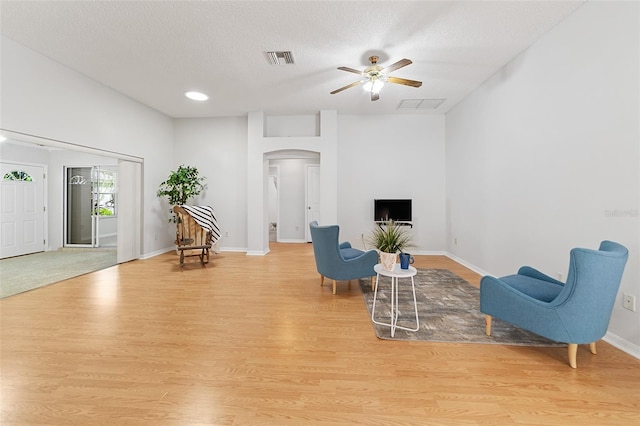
623,293 -> 636,312
225,231 -> 229,237
454,238 -> 457,245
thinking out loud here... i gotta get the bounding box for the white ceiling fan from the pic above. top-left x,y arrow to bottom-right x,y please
330,56 -> 422,101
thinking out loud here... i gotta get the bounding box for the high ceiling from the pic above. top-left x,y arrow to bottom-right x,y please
1,1 -> 584,118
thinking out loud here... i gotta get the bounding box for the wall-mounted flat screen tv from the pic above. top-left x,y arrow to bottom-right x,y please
374,199 -> 412,222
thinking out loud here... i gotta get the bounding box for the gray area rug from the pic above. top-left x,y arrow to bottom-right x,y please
360,268 -> 564,346
0,249 -> 117,298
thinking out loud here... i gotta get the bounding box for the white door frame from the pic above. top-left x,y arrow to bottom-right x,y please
304,164 -> 321,242
268,165 -> 280,242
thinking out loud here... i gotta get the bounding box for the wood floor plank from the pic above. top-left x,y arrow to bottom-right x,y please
1,243 -> 639,425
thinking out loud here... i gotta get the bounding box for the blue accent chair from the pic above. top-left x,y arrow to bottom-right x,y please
480,240 -> 628,368
309,221 -> 378,295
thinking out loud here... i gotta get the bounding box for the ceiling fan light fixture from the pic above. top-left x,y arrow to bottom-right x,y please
363,78 -> 384,94
332,56 -> 420,101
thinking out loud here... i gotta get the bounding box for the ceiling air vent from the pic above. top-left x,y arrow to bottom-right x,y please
266,51 -> 295,65
398,99 -> 445,110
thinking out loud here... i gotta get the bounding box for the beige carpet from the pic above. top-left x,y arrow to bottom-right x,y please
360,268 -> 564,346
0,249 -> 117,298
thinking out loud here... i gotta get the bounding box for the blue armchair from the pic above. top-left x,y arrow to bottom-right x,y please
309,221 -> 378,295
480,240 -> 628,368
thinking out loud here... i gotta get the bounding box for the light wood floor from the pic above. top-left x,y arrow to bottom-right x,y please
1,243 -> 639,425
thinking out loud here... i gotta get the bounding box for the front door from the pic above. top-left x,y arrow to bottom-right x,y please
0,163 -> 46,258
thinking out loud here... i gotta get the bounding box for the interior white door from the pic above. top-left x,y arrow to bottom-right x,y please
0,163 -> 45,258
305,165 -> 321,242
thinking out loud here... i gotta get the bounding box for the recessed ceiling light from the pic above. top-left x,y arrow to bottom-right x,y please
185,91 -> 209,101
0,135 -> 7,142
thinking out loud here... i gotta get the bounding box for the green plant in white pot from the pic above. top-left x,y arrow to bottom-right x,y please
367,220 -> 413,271
157,165 -> 206,222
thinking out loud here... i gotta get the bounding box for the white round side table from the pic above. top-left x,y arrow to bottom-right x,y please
371,263 -> 419,337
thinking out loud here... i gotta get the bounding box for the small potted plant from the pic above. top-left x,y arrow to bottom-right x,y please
367,220 -> 413,271
157,165 -> 206,222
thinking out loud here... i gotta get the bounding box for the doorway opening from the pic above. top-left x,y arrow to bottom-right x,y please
65,166 -> 117,248
0,130 -> 142,298
266,152 -> 319,245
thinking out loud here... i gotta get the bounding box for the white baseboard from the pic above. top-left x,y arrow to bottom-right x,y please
246,249 -> 270,256
140,246 -> 174,259
412,250 -> 446,256
218,247 -> 248,253
604,332 -> 640,360
275,239 -> 307,243
141,245 -> 251,259
444,251 -> 491,277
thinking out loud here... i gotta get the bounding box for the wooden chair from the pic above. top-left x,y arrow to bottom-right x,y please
173,206 -> 212,267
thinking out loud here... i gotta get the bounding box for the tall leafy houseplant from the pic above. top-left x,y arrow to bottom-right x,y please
367,220 -> 413,270
157,165 -> 206,222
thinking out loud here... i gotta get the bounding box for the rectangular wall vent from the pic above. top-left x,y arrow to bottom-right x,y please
266,51 -> 295,65
398,99 -> 445,110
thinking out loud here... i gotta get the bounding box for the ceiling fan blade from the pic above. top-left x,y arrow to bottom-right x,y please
387,76 -> 423,88
381,58 -> 412,74
371,91 -> 380,101
330,80 -> 364,94
337,66 -> 364,75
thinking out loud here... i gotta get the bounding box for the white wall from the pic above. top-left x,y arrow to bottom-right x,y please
0,141 -> 51,165
172,117 -> 248,251
172,113 -> 445,253
247,111 -> 338,254
446,1 -> 640,351
338,114 -> 446,253
0,35 -> 174,256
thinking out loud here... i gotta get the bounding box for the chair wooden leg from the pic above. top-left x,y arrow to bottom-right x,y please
332,280 -> 337,295
371,276 -> 375,291
568,343 -> 578,368
589,342 -> 597,355
320,275 -> 324,287
485,315 -> 492,336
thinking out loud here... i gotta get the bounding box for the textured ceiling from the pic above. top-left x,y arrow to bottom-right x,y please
0,1 -> 584,118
